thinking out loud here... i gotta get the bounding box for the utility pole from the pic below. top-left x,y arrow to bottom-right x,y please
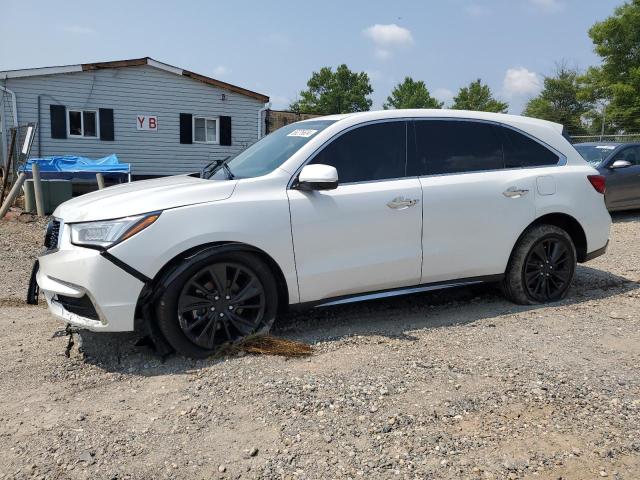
600,104 -> 606,141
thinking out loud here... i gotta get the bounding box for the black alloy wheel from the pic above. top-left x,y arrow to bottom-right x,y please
523,236 -> 572,302
177,262 -> 267,349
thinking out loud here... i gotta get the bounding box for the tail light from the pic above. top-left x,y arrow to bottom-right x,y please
588,175 -> 606,194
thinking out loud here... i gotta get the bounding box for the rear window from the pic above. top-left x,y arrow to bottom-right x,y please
501,128 -> 560,168
574,144 -> 616,166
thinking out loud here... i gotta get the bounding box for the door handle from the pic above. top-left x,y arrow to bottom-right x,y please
503,186 -> 529,198
387,197 -> 419,209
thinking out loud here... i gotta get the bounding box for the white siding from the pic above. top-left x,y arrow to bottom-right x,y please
0,65 -> 265,176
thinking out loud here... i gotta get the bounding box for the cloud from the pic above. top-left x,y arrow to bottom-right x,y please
465,4 -> 490,16
433,88 -> 455,104
528,0 -> 564,13
212,65 -> 231,77
363,24 -> 414,60
60,25 -> 95,34
502,67 -> 542,98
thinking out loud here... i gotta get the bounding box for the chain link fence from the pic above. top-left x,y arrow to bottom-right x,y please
571,134 -> 640,144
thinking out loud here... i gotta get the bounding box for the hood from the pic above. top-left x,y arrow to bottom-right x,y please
54,175 -> 236,222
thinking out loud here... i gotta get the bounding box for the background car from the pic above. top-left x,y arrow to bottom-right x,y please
574,142 -> 640,211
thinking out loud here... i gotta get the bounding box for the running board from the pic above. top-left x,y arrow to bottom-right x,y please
315,280 -> 486,307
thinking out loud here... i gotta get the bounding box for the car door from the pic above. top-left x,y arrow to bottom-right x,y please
603,146 -> 640,209
287,121 -> 423,303
409,120 -> 538,283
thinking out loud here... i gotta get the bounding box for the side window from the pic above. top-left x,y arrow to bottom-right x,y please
311,121 -> 406,184
501,127 -> 559,168
409,120 -> 503,175
613,147 -> 640,166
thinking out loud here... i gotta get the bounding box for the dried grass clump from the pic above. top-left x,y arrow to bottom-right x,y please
233,335 -> 313,357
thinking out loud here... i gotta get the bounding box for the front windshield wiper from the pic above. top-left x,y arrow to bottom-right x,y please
201,156 -> 234,180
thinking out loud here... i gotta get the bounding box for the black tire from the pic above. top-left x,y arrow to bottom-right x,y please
503,224 -> 576,305
156,251 -> 278,358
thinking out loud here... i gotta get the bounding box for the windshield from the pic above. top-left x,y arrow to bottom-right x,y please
216,120 -> 335,179
574,144 -> 617,166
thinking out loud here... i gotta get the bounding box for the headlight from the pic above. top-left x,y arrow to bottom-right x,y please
70,212 -> 160,248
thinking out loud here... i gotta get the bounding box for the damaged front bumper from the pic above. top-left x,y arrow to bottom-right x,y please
36,235 -> 144,332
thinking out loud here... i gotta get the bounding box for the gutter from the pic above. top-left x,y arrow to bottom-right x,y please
257,102 -> 271,139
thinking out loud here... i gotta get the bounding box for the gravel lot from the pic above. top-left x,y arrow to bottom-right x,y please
0,211 -> 639,479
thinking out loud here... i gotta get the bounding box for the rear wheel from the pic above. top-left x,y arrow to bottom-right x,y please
156,251 -> 278,358
503,225 -> 576,305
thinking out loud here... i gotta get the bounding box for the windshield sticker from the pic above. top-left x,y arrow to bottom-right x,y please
287,129 -> 318,138
595,145 -> 616,150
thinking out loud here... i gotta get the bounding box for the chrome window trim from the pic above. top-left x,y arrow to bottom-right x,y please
287,116 -> 567,189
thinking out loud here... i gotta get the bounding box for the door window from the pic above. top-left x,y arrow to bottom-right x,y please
310,121 -> 406,183
612,146 -> 640,166
408,120 -> 503,176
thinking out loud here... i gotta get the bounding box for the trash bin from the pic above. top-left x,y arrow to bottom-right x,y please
23,179 -> 73,215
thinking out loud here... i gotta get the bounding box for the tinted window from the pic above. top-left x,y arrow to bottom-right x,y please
502,128 -> 559,168
409,120 -> 503,175
311,122 -> 406,183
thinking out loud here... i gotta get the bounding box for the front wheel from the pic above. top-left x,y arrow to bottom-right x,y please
156,251 -> 278,358
503,224 -> 577,305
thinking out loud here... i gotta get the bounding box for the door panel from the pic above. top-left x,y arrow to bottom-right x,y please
604,147 -> 640,209
288,179 -> 423,302
419,170 -> 536,282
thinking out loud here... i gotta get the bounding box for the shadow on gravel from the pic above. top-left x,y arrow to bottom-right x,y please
610,210 -> 640,223
74,264 -> 639,375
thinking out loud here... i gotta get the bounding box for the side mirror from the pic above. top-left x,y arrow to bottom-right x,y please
296,164 -> 338,191
610,159 -> 632,169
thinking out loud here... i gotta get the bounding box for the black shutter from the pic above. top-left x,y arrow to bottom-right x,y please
50,105 -> 67,139
220,116 -> 232,146
99,108 -> 114,141
180,113 -> 193,144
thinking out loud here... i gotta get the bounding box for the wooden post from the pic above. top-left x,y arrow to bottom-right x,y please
0,172 -> 27,219
32,163 -> 45,217
96,173 -> 105,190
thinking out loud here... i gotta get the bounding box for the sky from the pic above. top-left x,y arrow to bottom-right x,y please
0,0 -> 624,114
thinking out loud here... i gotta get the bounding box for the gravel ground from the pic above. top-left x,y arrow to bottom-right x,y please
0,211 -> 639,479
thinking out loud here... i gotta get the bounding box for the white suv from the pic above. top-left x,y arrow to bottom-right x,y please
34,110 -> 611,357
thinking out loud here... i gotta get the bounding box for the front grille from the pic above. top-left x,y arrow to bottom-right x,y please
44,220 -> 61,250
56,294 -> 99,320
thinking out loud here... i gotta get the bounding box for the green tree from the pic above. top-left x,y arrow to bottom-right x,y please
581,0 -> 640,132
289,65 -> 373,114
451,79 -> 508,113
383,77 -> 443,109
523,66 -> 592,135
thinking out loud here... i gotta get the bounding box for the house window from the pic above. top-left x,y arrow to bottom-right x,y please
68,109 -> 99,138
193,116 -> 219,144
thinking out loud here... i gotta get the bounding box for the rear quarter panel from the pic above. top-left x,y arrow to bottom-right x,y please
534,163 -> 611,254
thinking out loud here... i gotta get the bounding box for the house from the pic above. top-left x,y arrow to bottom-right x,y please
0,57 -> 270,177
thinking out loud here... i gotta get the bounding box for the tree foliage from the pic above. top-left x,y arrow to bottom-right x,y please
451,79 -> 508,113
580,0 -> 640,132
523,65 -> 592,135
289,65 -> 373,115
383,77 -> 443,110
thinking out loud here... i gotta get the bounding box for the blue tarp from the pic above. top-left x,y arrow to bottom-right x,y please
19,154 -> 130,181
